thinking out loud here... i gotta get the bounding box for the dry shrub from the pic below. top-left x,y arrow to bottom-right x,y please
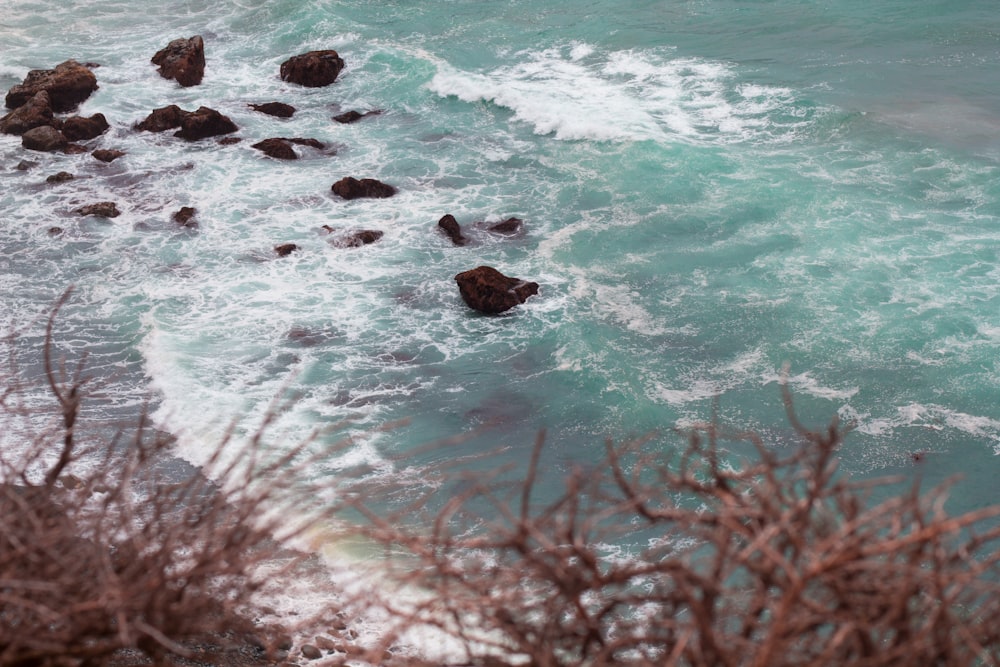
346,384 -> 1000,666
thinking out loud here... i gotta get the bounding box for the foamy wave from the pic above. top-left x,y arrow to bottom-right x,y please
852,403 -> 1000,449
429,45 -> 811,144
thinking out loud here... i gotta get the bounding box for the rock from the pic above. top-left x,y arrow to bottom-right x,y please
330,229 -> 383,248
22,125 -> 67,152
172,207 -> 197,227
249,102 -> 295,118
279,50 -> 345,87
300,645 -> 322,660
438,214 -> 468,246
286,137 -> 325,149
252,138 -> 297,160
485,217 -> 523,235
48,226 -> 64,236
46,171 -> 74,183
274,243 -> 299,257
174,106 -> 237,140
151,36 -> 205,87
332,109 -> 382,124
5,60 -> 98,112
331,177 -> 396,200
62,143 -> 88,155
0,90 -> 55,135
15,160 -> 37,171
135,104 -> 187,132
92,149 -> 125,162
454,266 -> 539,314
61,113 -> 109,141
313,637 -> 338,651
76,202 -> 120,218
217,136 -> 242,145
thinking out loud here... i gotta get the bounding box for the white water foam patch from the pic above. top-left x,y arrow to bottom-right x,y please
848,403 -> 1000,453
649,348 -> 769,408
429,45 -> 811,144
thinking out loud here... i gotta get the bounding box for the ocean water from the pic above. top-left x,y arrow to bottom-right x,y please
3,0 -> 999,523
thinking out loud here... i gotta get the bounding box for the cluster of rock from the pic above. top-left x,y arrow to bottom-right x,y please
4,38 -> 540,315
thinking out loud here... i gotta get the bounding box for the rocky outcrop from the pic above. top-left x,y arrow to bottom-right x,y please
0,91 -> 55,135
252,138 -> 297,160
331,177 -> 396,200
454,266 -> 539,314
279,50 -> 344,87
61,113 -> 109,141
332,109 -> 382,124
135,104 -> 187,132
249,102 -> 295,118
174,106 -> 237,140
151,36 -> 205,87
76,202 -> 120,218
274,243 -> 299,257
5,60 -> 98,112
92,149 -> 125,162
22,125 -> 67,152
438,214 -> 468,246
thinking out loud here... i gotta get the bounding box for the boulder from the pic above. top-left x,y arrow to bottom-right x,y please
151,36 -> 205,87
484,217 -> 523,235
331,177 -> 396,200
300,645 -> 322,660
22,125 -> 67,152
172,207 -> 197,228
0,91 -> 55,135
454,266 -> 539,314
46,171 -> 74,183
286,137 -> 325,149
330,230 -> 383,248
252,138 -> 297,160
76,202 -> 120,218
279,50 -> 344,87
135,104 -> 187,132
173,106 -> 237,140
61,113 -> 109,141
92,149 -> 125,163
332,109 -> 382,124
438,214 -> 467,246
274,243 -> 299,257
5,60 -> 98,112
249,102 -> 295,118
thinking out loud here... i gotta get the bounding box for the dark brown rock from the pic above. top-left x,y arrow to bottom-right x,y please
0,91 -> 55,135
454,266 -> 539,314
280,50 -> 345,87
76,202 -> 120,218
22,125 -> 67,152
438,214 -> 467,246
62,143 -> 88,155
15,160 -> 37,171
330,230 -> 383,248
48,226 -> 64,236
92,149 -> 125,162
61,113 -> 109,141
151,36 -> 205,87
249,102 -> 296,118
46,171 -> 74,183
5,60 -> 98,112
217,136 -> 242,145
174,106 -> 237,140
485,217 -> 523,235
172,207 -> 197,227
331,177 -> 396,200
285,137 -> 325,149
274,243 -> 299,257
136,104 -> 187,132
252,138 -> 297,160
332,109 -> 382,124
300,645 -> 322,660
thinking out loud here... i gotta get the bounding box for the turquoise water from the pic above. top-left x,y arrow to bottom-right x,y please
2,0 -> 999,517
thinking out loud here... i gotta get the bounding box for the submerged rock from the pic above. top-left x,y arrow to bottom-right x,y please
0,91 -> 55,135
485,216 -> 524,235
61,113 -> 109,141
332,109 -> 382,124
454,266 -> 538,314
172,206 -> 197,228
280,50 -> 345,87
5,60 -> 98,112
274,243 -> 299,257
329,229 -> 383,248
151,36 -> 205,87
331,176 -> 396,200
46,171 -> 74,183
22,125 -> 67,152
92,149 -> 125,163
249,102 -> 296,118
76,202 -> 120,218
